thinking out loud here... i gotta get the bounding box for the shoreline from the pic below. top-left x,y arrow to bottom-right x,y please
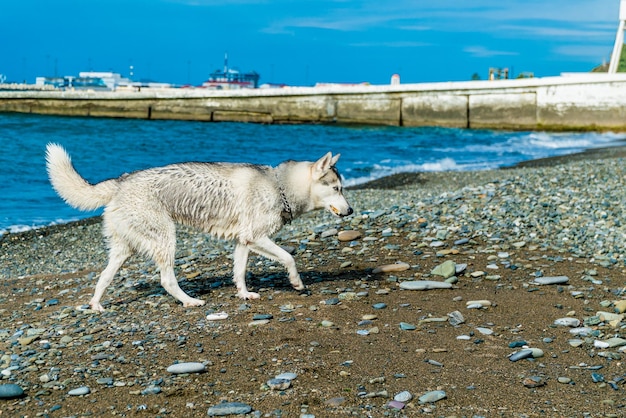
3,142 -> 626,240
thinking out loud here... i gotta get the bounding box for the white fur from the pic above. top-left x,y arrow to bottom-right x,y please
45,143 -> 353,311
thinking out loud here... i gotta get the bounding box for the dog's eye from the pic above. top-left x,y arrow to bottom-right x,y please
333,186 -> 340,192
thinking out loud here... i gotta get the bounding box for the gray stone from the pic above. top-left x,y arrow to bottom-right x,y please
167,362 -> 206,374
399,322 -> 416,331
431,260 -> 456,278
141,386 -> 162,395
275,372 -> 297,381
418,390 -> 446,404
399,280 -> 452,290
267,378 -> 291,390
554,317 -> 581,327
0,383 -> 25,399
394,390 -> 413,402
447,310 -> 465,326
509,349 -> 533,362
68,386 -> 91,396
534,276 -> 569,285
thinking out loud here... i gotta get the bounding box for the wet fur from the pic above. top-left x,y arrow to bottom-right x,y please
45,144 -> 352,311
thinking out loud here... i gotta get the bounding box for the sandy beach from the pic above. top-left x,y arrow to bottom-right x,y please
1,148 -> 625,417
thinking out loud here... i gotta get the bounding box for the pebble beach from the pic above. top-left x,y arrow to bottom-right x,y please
1,149 -> 625,417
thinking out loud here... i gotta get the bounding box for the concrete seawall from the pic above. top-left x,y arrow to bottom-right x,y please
2,74 -> 626,130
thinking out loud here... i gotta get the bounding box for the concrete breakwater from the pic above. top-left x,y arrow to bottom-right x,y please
2,74 -> 626,130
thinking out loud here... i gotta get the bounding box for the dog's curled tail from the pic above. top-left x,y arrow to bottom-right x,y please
45,143 -> 118,211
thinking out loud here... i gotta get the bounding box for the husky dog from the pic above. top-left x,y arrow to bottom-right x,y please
46,144 -> 353,312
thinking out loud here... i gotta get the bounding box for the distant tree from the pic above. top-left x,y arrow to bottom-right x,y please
619,44 -> 626,71
471,73 -> 481,80
592,44 -> 626,72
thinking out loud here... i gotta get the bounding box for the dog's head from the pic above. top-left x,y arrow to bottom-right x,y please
312,152 -> 353,218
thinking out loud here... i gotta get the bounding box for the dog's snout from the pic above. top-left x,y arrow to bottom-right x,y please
339,206 -> 353,217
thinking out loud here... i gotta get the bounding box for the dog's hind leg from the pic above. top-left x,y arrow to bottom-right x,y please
158,265 -> 206,307
249,236 -> 305,291
148,223 -> 205,308
233,243 -> 260,300
90,241 -> 131,312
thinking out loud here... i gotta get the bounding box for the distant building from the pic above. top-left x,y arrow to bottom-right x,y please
201,53 -> 260,89
77,72 -> 132,89
35,71 -> 173,90
35,77 -> 68,89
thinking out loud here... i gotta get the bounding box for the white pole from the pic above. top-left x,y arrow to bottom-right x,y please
609,0 -> 626,73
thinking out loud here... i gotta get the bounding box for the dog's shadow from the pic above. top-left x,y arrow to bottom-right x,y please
109,268 -> 374,309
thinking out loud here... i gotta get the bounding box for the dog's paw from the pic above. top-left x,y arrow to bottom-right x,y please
298,287 -> 311,296
183,298 -> 206,307
89,302 -> 105,312
237,291 -> 260,300
292,283 -> 306,291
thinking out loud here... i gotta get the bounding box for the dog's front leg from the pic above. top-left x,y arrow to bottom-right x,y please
233,243 -> 260,300
249,236 -> 305,291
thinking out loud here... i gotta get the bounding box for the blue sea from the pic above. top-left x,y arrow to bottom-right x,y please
1,112 -> 624,233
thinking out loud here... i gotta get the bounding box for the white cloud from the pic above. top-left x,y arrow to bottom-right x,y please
350,41 -> 431,48
499,24 -> 613,39
464,46 -> 519,58
261,0 -> 618,37
553,44 -> 613,61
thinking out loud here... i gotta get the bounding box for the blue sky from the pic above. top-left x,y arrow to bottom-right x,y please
1,0 -> 622,86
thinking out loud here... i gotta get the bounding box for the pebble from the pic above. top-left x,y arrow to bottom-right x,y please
0,383 -> 25,399
399,322 -> 416,331
166,362 -> 206,374
206,312 -> 229,320
476,327 -> 494,335
68,386 -> 91,396
431,260 -> 456,278
275,372 -> 297,380
393,390 -> 413,402
399,280 -> 453,290
466,299 -> 492,308
386,400 -> 405,409
569,327 -> 593,336
320,228 -> 338,238
372,262 -> 410,273
418,390 -> 446,404
248,319 -> 270,326
509,349 -> 534,362
338,230 -> 362,242
207,402 -> 253,416
522,376 -> 546,388
509,348 -> 543,361
533,276 -> 569,285
447,310 -> 465,326
266,378 -> 291,390
554,317 -> 581,327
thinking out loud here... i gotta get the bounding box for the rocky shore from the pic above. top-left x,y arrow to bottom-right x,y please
1,149 -> 625,417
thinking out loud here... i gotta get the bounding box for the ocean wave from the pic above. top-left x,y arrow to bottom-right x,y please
343,157 -> 502,186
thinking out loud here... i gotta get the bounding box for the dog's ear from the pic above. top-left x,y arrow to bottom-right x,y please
314,152 -> 334,175
315,152 -> 340,170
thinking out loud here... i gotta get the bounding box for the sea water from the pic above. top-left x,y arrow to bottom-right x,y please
0,112 -> 623,233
